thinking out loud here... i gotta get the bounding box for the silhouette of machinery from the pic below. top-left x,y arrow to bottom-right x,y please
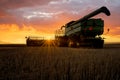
26,36 -> 45,46
55,6 -> 111,48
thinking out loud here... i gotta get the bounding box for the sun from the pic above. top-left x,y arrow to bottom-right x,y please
46,36 -> 52,40
43,35 -> 56,46
45,36 -> 54,40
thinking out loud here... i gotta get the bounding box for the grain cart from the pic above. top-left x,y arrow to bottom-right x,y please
55,6 -> 111,48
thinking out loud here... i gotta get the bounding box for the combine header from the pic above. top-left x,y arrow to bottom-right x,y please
55,6 -> 111,48
26,36 -> 45,46
26,36 -> 55,46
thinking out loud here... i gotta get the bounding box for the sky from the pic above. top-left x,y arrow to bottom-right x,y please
0,0 -> 120,44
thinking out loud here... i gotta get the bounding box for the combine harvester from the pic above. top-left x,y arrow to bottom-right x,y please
55,6 -> 111,48
26,6 -> 110,48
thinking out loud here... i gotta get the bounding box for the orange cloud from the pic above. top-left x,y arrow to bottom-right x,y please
103,35 -> 120,43
0,24 -> 55,44
102,25 -> 120,43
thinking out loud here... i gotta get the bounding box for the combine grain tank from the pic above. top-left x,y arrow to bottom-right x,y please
55,6 -> 111,48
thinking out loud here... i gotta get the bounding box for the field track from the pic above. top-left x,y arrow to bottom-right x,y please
0,44 -> 120,80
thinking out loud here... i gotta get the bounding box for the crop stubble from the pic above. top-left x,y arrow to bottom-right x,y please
0,45 -> 120,80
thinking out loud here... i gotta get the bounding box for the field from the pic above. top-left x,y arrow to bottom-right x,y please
0,44 -> 120,80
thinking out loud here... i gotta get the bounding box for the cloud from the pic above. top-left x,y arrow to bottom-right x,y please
0,0 -> 120,43
0,9 -> 9,17
1,0 -> 119,26
0,0 -> 56,9
0,24 -> 55,43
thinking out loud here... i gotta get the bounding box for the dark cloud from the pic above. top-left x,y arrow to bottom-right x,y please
0,0 -> 58,25
0,0 -> 120,29
0,0 -> 55,9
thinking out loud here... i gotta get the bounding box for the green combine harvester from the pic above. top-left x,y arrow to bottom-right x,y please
55,6 -> 111,48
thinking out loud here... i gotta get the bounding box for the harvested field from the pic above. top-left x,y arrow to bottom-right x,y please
0,44 -> 120,80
